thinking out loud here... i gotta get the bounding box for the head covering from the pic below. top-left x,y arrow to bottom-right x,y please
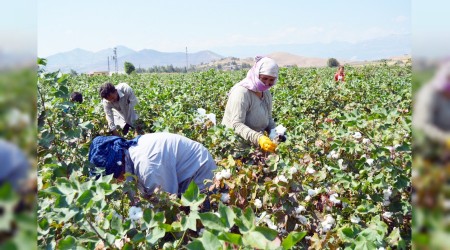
229,56 -> 279,94
88,135 -> 140,178
258,57 -> 279,78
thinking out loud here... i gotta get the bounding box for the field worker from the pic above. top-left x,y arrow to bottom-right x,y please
334,66 -> 345,82
99,82 -> 138,136
0,139 -> 30,193
70,91 -> 83,103
222,56 -> 279,153
413,63 -> 450,148
88,132 -> 217,196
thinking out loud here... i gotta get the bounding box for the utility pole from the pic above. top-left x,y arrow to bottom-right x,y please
112,47 -> 118,74
107,56 -> 110,72
185,46 -> 188,72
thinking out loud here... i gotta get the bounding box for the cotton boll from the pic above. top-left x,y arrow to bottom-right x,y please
128,206 -> 143,221
289,166 -> 298,175
362,138 -> 371,144
383,188 -> 392,200
254,199 -> 262,209
296,215 -> 308,225
215,172 -> 223,181
329,193 -> 340,204
352,132 -> 362,139
206,113 -> 216,125
115,239 -> 124,249
305,195 -> 311,202
221,193 -> 230,203
197,108 -> 206,116
278,175 -> 288,183
350,215 -> 361,223
221,169 -> 231,179
117,161 -> 122,166
308,189 -> 317,197
275,124 -> 287,135
382,212 -> 393,219
306,166 -> 316,174
366,159 -> 374,166
295,205 -> 306,214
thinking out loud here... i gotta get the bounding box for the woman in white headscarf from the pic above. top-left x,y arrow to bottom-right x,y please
222,56 -> 279,152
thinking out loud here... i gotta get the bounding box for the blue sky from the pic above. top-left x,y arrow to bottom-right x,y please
37,0 -> 411,58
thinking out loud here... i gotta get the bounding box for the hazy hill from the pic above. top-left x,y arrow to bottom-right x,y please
43,46 -> 224,73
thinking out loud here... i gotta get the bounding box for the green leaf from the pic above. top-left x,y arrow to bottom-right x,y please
111,215 -> 123,234
387,227 -> 402,247
57,235 -> 76,250
186,240 -> 205,250
243,227 -> 280,249
282,231 -> 307,249
79,121 -> 94,130
218,202 -> 236,229
143,209 -> 165,229
338,226 -> 358,242
354,235 -> 377,250
132,232 -> 145,243
181,181 -> 206,211
181,211 -> 199,231
77,190 -> 94,207
234,207 -> 255,233
146,226 -> 166,244
197,230 -> 222,250
217,232 -> 243,245
199,212 -> 226,231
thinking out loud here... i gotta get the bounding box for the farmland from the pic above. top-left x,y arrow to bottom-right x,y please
37,60 -> 411,249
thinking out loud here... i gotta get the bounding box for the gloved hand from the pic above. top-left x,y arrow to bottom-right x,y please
258,135 -> 277,153
122,123 -> 133,135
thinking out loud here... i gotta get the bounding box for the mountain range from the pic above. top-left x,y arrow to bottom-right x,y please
41,34 -> 410,73
212,34 -> 410,61
43,46 -> 224,73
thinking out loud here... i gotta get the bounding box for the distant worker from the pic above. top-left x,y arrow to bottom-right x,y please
414,63 -> 450,148
99,82 -> 138,136
88,132 -> 217,196
0,139 -> 30,193
334,66 -> 345,82
70,91 -> 83,103
222,56 -> 280,153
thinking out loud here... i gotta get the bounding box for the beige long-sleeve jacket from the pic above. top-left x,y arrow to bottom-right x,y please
222,85 -> 276,145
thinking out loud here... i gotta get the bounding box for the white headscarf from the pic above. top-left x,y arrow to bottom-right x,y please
228,56 -> 279,94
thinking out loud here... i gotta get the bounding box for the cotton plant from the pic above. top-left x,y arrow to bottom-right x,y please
269,124 -> 287,143
327,150 -> 340,159
338,159 -> 347,170
329,193 -> 340,204
220,193 -> 230,203
305,166 -> 316,174
254,198 -> 262,209
194,108 -> 216,125
257,213 -> 278,230
321,214 -> 335,233
128,206 -> 143,221
305,187 -> 321,201
350,215 -> 361,223
352,132 -> 362,140
382,188 -> 392,206
215,169 -> 231,181
275,175 -> 288,183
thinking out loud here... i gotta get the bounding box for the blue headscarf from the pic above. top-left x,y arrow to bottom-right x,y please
88,135 -> 141,178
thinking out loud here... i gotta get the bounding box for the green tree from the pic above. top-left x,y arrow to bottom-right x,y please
327,58 -> 340,67
124,61 -> 136,75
